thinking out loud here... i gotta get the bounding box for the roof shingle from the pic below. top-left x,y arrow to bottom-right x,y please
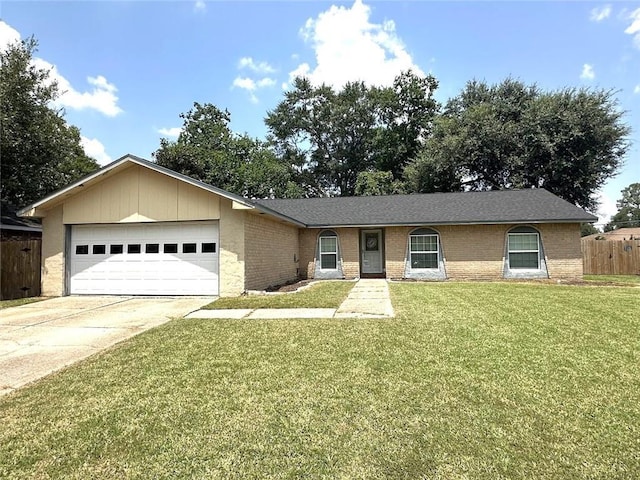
255,189 -> 596,227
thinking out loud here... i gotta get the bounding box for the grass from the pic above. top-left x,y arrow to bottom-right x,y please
1,282 -> 639,479
0,297 -> 45,309
584,274 -> 640,284
204,280 -> 355,309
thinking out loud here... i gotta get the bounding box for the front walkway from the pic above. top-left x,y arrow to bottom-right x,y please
186,279 -> 395,320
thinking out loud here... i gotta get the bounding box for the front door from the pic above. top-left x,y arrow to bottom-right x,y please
361,229 -> 384,275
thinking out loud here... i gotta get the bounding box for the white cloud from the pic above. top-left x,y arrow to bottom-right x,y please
1,20 -> 123,117
596,191 -> 618,226
158,127 -> 182,138
232,75 -> 276,103
81,136 -> 112,166
256,77 -> 276,88
233,77 -> 257,91
634,84 -> 640,94
590,5 -> 611,22
290,0 -> 424,89
238,57 -> 276,74
580,63 -> 595,80
194,0 -> 206,12
0,20 -> 20,48
625,8 -> 640,49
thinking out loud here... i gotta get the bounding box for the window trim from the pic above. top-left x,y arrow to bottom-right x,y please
319,235 -> 338,270
110,244 -> 124,254
127,244 -> 142,254
182,243 -> 197,254
409,232 -> 439,270
507,232 -> 540,270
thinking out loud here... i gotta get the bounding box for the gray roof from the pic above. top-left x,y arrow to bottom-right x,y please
254,189 -> 597,227
1,207 -> 42,232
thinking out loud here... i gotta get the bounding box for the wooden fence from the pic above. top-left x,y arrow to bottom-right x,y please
581,239 -> 640,275
0,239 -> 42,300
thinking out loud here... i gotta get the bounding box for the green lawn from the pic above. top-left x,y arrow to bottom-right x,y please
584,274 -> 640,284
204,280 -> 355,309
1,282 -> 639,479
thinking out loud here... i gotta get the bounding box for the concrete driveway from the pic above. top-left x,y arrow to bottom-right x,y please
0,296 -> 214,396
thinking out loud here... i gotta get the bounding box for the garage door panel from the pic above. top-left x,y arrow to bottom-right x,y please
70,222 -> 219,295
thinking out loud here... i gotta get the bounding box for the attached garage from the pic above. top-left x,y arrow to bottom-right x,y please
17,155 -> 279,298
69,221 -> 219,295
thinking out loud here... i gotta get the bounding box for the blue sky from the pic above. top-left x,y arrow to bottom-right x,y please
2,0 -> 639,225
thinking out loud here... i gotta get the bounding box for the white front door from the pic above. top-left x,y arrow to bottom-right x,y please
69,221 -> 219,295
361,229 -> 383,275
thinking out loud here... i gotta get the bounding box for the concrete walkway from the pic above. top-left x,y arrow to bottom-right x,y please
0,296 -> 213,396
335,279 -> 394,318
186,278 -> 394,320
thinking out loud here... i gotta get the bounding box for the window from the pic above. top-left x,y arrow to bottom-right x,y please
145,243 -> 160,254
127,244 -> 141,254
202,242 -> 216,253
164,243 -> 178,254
92,245 -> 106,255
508,232 -> 540,269
319,235 -> 338,270
183,243 -> 197,254
110,244 -> 123,254
409,230 -> 439,269
75,245 -> 89,255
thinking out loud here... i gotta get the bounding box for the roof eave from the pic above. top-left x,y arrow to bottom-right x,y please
252,204 -> 307,227
305,218 -> 596,228
0,224 -> 43,232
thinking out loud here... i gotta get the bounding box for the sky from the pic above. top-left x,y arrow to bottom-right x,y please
1,0 -> 639,226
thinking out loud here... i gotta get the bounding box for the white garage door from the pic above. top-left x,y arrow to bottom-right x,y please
70,222 -> 219,295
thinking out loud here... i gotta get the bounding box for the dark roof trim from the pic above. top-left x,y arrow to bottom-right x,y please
303,219 -> 593,228
0,224 -> 42,232
251,204 -> 306,227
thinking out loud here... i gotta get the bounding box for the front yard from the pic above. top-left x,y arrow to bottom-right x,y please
204,280 -> 354,309
1,282 -> 638,479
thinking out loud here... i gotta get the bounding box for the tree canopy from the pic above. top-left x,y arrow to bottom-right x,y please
153,103 -> 302,198
0,38 -> 98,209
265,71 -> 438,196
605,182 -> 640,231
156,76 -> 629,209
403,79 -> 630,210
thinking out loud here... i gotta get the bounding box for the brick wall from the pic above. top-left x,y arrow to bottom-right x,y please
219,200 -> 245,297
300,223 -> 583,281
537,223 -> 583,279
437,224 -> 506,280
41,205 -> 65,296
416,223 -> 582,280
335,228 -> 359,278
244,212 -> 300,290
384,226 -> 411,278
298,228 -> 360,279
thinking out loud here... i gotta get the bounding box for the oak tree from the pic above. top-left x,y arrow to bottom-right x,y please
1,38 -> 98,209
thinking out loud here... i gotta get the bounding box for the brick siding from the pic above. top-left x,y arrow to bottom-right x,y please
41,205 -> 65,296
299,227 -> 360,279
300,223 -> 583,281
244,213 -> 300,290
537,223 -> 583,279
